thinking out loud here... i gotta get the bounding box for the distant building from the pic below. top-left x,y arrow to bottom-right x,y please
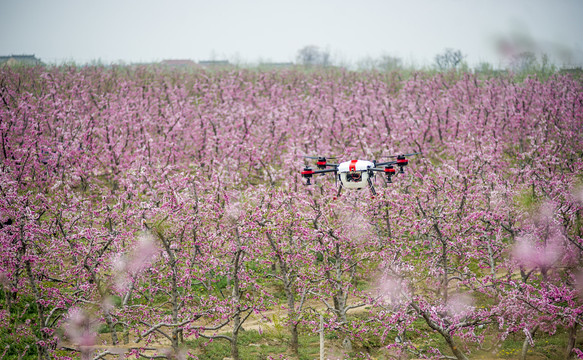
160,59 -> 198,68
0,54 -> 43,66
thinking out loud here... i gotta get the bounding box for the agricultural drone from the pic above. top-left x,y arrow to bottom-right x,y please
300,153 -> 421,197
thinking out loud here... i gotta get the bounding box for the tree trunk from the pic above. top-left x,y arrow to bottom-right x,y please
290,322 -> 299,356
231,311 -> 240,360
385,202 -> 392,239
230,228 -> 242,360
230,336 -> 240,360
266,228 -> 300,357
444,333 -> 468,360
1,285 -> 10,313
564,323 -> 578,360
319,314 -> 325,360
25,260 -> 49,360
520,325 -> 538,360
285,283 -> 299,356
398,330 -> 408,360
520,334 -> 530,360
412,302 -> 467,360
103,310 -> 119,345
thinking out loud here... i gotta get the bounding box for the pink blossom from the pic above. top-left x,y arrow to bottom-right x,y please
0,272 -> 8,287
447,293 -> 474,316
573,187 -> 583,205
523,327 -> 535,346
513,234 -> 562,270
378,276 -> 404,304
225,201 -> 242,222
64,307 -> 96,347
126,233 -> 158,274
574,270 -> 583,297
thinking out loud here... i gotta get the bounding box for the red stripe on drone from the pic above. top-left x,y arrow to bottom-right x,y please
349,160 -> 358,172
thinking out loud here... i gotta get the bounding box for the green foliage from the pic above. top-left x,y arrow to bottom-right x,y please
514,185 -> 541,213
188,329 -> 291,360
559,67 -> 583,82
111,294 -> 122,307
263,313 -> 287,341
245,260 -> 267,274
213,274 -> 229,291
495,329 -> 574,359
0,296 -> 41,359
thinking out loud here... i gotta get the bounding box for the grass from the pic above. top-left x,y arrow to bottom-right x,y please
179,302 -> 583,360
2,290 -> 581,359
187,329 -> 321,360
490,329 -> 579,359
0,295 -> 41,359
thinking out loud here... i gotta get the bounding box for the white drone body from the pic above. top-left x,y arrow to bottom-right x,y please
301,153 -> 421,197
337,160 -> 375,190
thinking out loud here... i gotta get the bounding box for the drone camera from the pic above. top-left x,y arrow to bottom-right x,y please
346,171 -> 362,182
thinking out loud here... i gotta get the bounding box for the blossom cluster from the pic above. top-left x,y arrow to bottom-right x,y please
0,66 -> 581,359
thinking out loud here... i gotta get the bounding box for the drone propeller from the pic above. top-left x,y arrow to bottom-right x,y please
375,152 -> 421,172
303,155 -> 338,170
379,152 -> 422,158
303,155 -> 338,160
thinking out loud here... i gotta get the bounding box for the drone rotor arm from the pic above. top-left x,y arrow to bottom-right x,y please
382,152 -> 422,158
312,168 -> 338,175
369,167 -> 391,172
303,155 -> 338,160
374,160 -> 398,167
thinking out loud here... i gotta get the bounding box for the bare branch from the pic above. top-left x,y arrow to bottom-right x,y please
137,317 -> 199,343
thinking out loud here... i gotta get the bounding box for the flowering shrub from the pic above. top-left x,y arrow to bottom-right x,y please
0,65 -> 581,359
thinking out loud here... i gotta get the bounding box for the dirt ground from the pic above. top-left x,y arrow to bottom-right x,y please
62,297 -> 371,358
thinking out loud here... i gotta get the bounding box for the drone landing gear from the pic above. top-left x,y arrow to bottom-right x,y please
334,184 -> 343,199
368,177 -> 377,197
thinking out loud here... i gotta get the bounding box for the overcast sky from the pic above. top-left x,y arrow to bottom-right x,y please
1,0 -> 582,67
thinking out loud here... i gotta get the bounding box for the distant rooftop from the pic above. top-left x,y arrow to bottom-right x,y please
0,54 -> 43,66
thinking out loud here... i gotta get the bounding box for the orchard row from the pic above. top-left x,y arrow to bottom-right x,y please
0,66 -> 582,359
